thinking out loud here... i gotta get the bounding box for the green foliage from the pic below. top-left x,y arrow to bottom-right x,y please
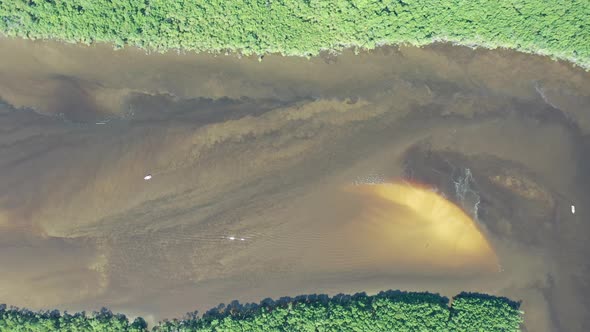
0,0 -> 588,68
0,305 -> 148,332
448,292 -> 524,332
0,290 -> 523,331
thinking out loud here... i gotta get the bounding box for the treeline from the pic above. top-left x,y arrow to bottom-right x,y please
0,0 -> 588,68
0,305 -> 147,332
1,290 -> 522,331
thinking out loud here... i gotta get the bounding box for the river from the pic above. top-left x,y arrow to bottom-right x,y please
0,37 -> 589,331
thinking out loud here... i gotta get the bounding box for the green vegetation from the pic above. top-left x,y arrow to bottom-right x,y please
448,293 -> 524,331
0,306 -> 147,332
1,290 -> 523,331
1,0 -> 589,68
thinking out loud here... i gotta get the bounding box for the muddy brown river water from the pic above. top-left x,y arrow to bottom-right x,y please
0,37 -> 589,331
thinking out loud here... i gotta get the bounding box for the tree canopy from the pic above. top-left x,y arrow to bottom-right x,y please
0,290 -> 523,331
0,0 -> 588,68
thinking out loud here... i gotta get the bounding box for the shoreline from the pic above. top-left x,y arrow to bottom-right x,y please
2,0 -> 588,71
2,33 -> 588,71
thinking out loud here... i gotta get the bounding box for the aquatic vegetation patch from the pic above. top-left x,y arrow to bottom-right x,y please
0,0 -> 588,68
0,290 -> 523,331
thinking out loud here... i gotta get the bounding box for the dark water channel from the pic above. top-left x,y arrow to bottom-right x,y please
0,37 -> 589,331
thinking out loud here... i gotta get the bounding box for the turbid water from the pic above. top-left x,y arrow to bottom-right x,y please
0,37 -> 589,331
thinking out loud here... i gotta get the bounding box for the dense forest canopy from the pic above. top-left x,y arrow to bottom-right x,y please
0,0 -> 588,68
1,290 -> 523,331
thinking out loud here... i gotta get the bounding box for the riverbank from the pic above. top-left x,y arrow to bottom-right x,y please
1,0 -> 589,69
0,291 -> 523,331
0,34 -> 589,332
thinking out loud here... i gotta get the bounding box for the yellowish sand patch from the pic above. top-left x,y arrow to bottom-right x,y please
342,182 -> 499,274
